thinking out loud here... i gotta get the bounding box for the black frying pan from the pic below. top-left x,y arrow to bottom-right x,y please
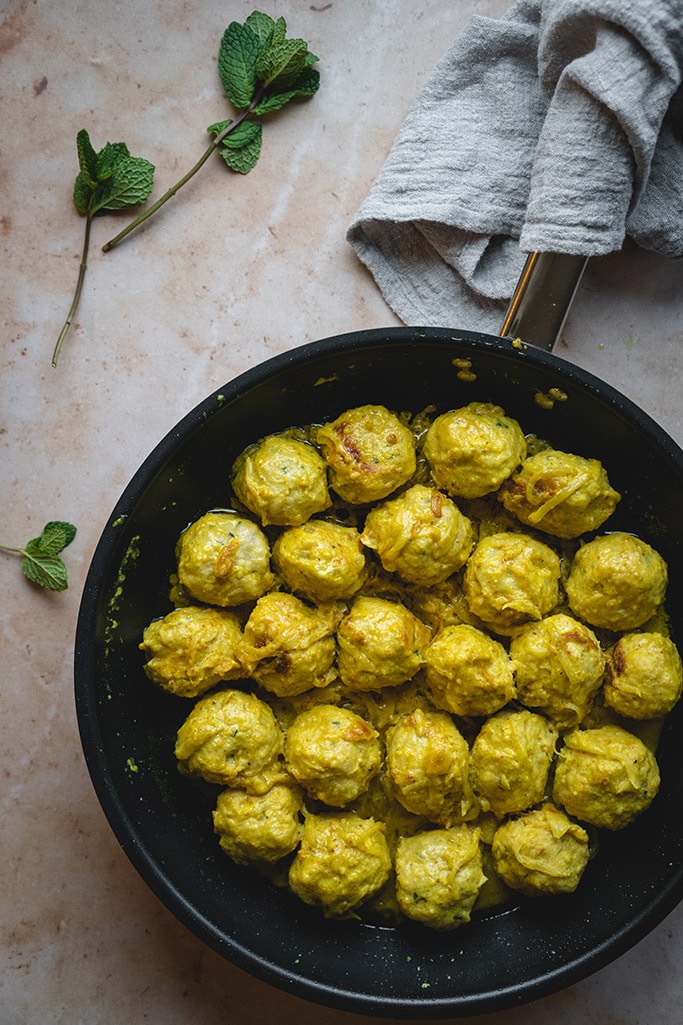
74,253 -> 683,1018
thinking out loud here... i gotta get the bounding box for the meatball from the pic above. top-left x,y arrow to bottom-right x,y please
552,724 -> 660,830
604,632 -> 683,720
316,404 -> 416,504
566,532 -> 668,631
469,710 -> 557,818
423,623 -> 516,717
284,705 -> 381,806
360,484 -> 473,585
394,826 -> 487,930
385,709 -> 477,826
288,811 -> 392,916
174,687 -> 285,792
491,804 -> 590,896
272,520 -> 367,603
177,511 -> 274,607
510,614 -> 605,728
498,448 -> 620,538
212,782 -> 304,865
232,434 -> 331,526
463,532 -> 561,635
140,605 -> 243,698
237,592 -> 343,697
423,402 -> 527,499
336,596 -> 431,691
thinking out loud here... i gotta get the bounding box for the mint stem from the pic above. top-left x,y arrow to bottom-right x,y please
52,210 -> 94,367
102,86 -> 265,252
0,543 -> 23,555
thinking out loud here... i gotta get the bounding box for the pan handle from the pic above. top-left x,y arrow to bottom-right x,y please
500,252 -> 588,352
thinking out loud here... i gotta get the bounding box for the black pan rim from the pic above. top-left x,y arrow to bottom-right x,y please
74,325 -> 683,1018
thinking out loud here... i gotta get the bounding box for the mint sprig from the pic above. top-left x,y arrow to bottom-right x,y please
1,521 -> 77,592
52,130 -> 155,367
102,11 -> 320,251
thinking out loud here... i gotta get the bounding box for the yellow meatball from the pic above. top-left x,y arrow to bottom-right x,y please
566,532 -> 668,631
177,511 -> 274,607
423,623 -> 516,717
212,782 -> 304,865
385,709 -> 477,825
316,404 -> 416,504
491,804 -> 590,896
237,592 -> 343,698
395,826 -> 487,930
423,402 -> 527,499
469,710 -> 557,817
510,614 -> 605,728
463,532 -> 561,635
175,688 -> 285,792
604,632 -> 683,720
232,434 -> 331,526
360,484 -> 473,585
498,448 -> 620,539
288,811 -> 392,916
284,705 -> 381,806
272,520 -> 367,603
336,596 -> 431,691
552,724 -> 660,830
140,605 -> 243,698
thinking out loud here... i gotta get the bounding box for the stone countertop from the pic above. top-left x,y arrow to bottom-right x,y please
2,1 -> 682,1023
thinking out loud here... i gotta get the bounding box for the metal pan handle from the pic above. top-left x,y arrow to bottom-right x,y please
500,252 -> 588,352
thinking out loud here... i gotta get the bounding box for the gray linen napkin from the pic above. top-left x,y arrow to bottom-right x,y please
347,0 -> 683,333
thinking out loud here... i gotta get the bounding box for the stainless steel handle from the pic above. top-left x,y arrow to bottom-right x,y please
500,252 -> 588,352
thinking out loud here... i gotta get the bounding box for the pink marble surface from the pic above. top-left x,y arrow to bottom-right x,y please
2,1 -> 683,1023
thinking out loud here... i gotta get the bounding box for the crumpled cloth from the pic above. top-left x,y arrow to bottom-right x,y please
347,0 -> 683,333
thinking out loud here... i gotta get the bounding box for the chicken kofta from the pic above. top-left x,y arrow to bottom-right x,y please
566,532 -> 668,631
336,595 -> 431,691
177,511 -> 274,607
462,531 -> 561,635
232,433 -> 331,526
288,811 -> 392,916
140,605 -> 243,698
491,804 -> 590,896
272,519 -> 367,602
423,402 -> 526,499
394,826 -> 487,930
498,448 -> 620,538
316,404 -> 416,504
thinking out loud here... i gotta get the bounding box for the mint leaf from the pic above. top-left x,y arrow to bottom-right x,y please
92,155 -> 155,212
53,132 -> 155,365
21,551 -> 69,592
76,129 -> 99,189
244,11 -> 276,53
253,65 -> 320,115
218,21 -> 261,109
256,38 -> 309,89
208,119 -> 262,174
1,520 -> 77,592
30,521 -> 78,556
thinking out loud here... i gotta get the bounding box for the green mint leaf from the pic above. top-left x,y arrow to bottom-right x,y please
253,66 -> 320,115
76,129 -> 99,189
218,21 -> 261,109
21,551 -> 69,592
91,155 -> 155,213
272,16 -> 287,47
208,119 -> 262,174
244,11 -> 276,53
96,141 -> 131,182
256,38 -> 309,89
73,173 -> 93,215
28,521 -> 77,556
